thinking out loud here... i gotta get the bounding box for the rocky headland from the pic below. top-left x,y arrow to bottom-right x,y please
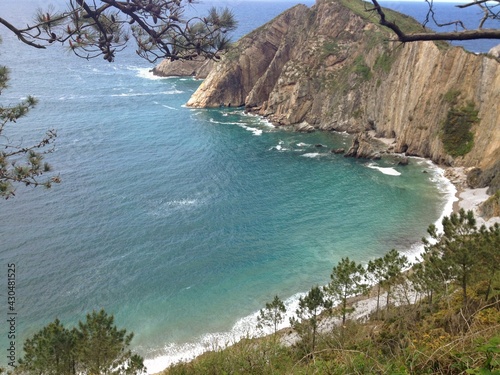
152,57 -> 214,79
177,0 -> 500,219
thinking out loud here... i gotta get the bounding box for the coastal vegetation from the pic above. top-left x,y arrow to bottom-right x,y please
162,210 -> 500,375
0,58 -> 59,199
0,0 -> 237,198
441,101 -> 479,157
366,0 -> 500,43
14,309 -> 145,375
0,1 -> 237,63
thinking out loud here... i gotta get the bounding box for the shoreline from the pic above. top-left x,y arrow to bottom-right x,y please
147,155 -> 490,375
444,166 -> 500,227
370,132 -> 499,227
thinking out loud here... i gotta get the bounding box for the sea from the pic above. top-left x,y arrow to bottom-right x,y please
0,0 -> 495,372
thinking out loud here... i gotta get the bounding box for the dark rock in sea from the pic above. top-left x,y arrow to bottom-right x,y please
315,144 -> 325,148
345,132 -> 387,160
397,156 -> 409,166
331,148 -> 345,154
295,122 -> 315,133
152,57 -> 214,79
185,0 -> 500,173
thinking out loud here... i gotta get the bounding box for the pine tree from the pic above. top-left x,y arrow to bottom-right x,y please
0,61 -> 58,198
476,223 -> 500,301
426,209 -> 478,307
290,286 -> 331,358
18,310 -> 145,375
380,249 -> 410,311
18,319 -> 76,375
327,257 -> 368,325
75,309 -> 145,375
257,295 -> 286,337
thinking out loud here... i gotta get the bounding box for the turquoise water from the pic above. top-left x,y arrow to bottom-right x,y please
0,0 -> 468,372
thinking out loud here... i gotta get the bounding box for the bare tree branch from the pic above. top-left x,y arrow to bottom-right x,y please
368,0 -> 500,43
0,0 -> 237,63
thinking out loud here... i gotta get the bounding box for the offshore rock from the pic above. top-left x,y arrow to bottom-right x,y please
295,121 -> 316,133
345,132 -> 386,160
186,0 -> 500,171
152,58 -> 214,78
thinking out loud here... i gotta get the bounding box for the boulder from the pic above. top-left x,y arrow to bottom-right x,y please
295,122 -> 315,133
331,148 -> 345,154
489,44 -> 500,59
397,156 -> 409,166
345,132 -> 387,160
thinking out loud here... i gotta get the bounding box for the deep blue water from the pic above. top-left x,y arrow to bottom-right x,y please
0,0 -> 491,372
379,1 -> 499,52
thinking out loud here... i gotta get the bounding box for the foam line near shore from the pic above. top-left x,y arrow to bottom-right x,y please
144,292 -> 306,374
144,159 -> 460,375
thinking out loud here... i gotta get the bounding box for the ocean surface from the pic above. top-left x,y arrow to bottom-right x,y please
0,0 -> 492,372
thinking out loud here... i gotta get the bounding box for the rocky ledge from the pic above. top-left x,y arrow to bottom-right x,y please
152,58 -> 214,79
185,0 -> 500,175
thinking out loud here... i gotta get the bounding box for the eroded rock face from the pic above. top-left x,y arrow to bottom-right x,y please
187,4 -> 311,108
489,44 -> 500,59
152,58 -> 214,79
344,132 -> 385,160
187,0 -> 500,170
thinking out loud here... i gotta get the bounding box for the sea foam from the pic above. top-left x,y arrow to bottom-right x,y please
143,291 -> 306,374
366,163 -> 401,176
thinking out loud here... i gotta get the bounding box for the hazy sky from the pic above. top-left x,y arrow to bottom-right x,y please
380,0 -> 470,2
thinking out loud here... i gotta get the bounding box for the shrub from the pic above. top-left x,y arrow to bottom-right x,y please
442,101 -> 478,157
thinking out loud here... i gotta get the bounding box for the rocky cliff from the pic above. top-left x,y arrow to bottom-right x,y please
186,0 -> 500,173
152,58 -> 214,78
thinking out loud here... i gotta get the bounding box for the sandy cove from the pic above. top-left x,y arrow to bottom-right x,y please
444,166 -> 500,227
278,164 -> 500,348
152,140 -> 499,373
369,131 -> 500,227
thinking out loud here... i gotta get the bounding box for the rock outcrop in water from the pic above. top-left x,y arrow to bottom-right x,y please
186,0 -> 500,173
152,58 -> 214,78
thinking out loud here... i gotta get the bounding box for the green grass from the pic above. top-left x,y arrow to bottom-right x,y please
443,89 -> 461,105
442,101 -> 478,157
374,51 -> 396,73
353,56 -> 372,81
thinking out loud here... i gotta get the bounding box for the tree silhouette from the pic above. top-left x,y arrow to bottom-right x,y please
0,0 -> 237,63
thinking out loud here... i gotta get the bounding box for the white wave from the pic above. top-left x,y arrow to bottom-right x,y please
270,141 -> 288,151
239,124 -> 263,136
144,291 -> 306,374
162,105 -> 178,110
238,111 -> 275,128
135,67 -> 169,80
111,90 -> 183,97
296,142 -> 310,147
208,118 -> 263,135
166,199 -> 197,206
208,118 -> 240,126
258,118 -> 275,128
423,161 -> 457,233
147,199 -> 198,217
393,160 -> 456,263
366,163 -> 401,176
301,153 -> 321,158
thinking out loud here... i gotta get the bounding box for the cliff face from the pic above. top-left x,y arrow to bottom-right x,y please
186,0 -> 500,170
152,58 -> 214,78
